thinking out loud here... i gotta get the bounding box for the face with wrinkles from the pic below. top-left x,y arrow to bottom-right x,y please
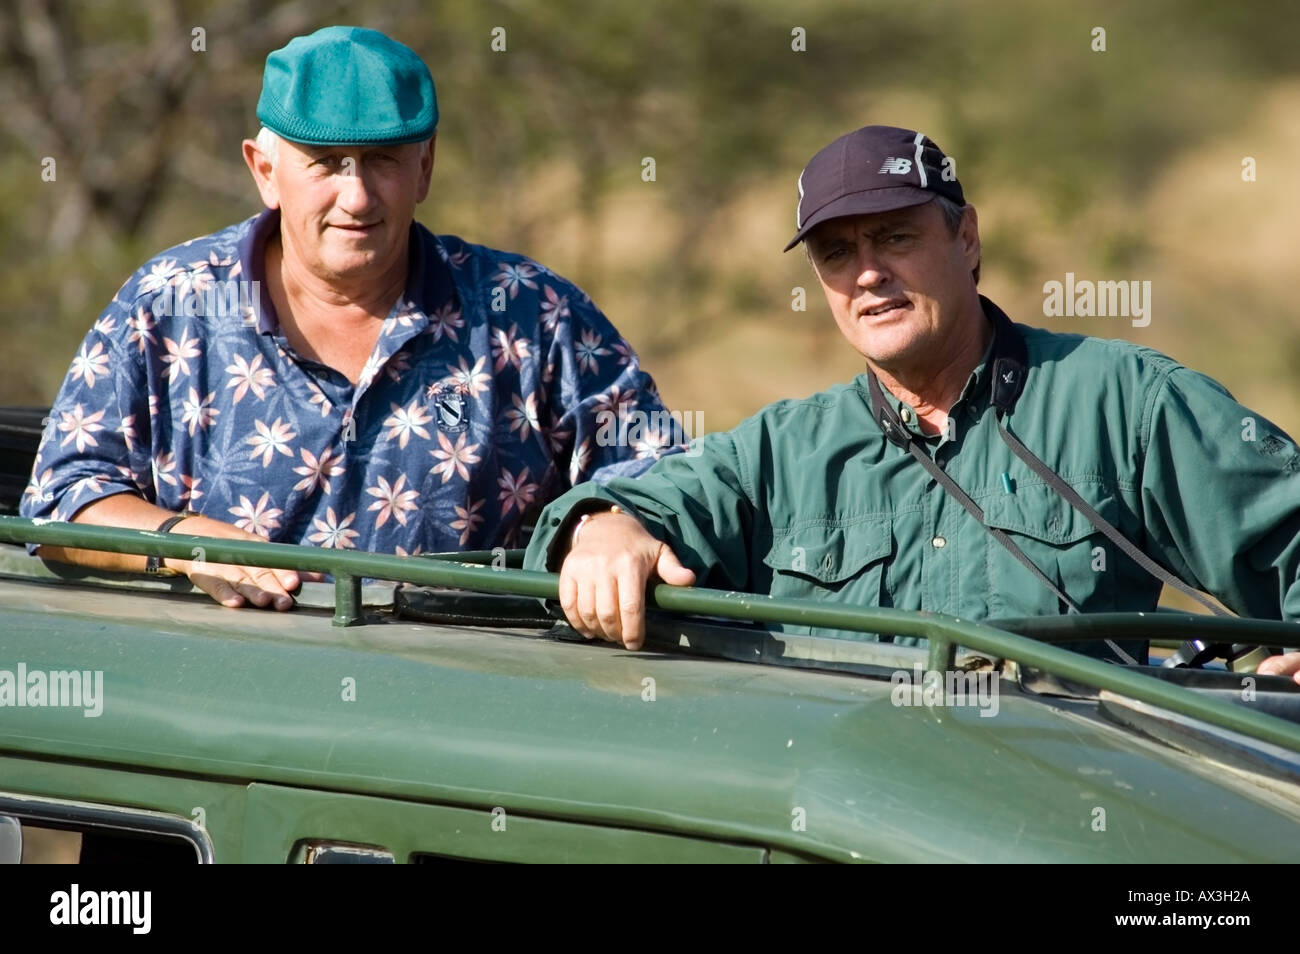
805,198 -> 981,374
245,135 -> 435,283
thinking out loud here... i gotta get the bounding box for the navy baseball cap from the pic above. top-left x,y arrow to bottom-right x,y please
784,125 -> 965,251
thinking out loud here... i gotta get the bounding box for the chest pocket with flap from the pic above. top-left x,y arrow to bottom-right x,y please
980,483 -> 1125,613
760,519 -> 893,599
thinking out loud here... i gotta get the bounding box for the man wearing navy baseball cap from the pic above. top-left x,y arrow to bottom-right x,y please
24,26 -> 685,610
525,123 -> 1300,683
784,125 -> 966,251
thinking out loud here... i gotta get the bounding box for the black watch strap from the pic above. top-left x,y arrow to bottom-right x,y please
145,512 -> 194,576
155,513 -> 192,534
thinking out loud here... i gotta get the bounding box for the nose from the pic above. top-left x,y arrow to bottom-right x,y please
334,159 -> 379,216
854,246 -> 891,290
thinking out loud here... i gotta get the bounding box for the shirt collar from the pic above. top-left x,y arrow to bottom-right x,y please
234,208 -> 281,335
868,308 -> 999,432
956,317 -> 998,408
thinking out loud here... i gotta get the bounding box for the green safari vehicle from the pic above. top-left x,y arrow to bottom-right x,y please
1,409 -> 1299,863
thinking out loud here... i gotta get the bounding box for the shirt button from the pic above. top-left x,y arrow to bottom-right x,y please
900,407 -> 915,424
932,535 -> 947,549
822,554 -> 834,570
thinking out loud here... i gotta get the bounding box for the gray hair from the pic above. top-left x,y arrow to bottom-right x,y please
932,194 -> 980,284
254,126 -> 280,165
252,129 -> 439,169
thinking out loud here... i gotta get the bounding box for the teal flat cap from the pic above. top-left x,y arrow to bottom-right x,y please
257,26 -> 438,146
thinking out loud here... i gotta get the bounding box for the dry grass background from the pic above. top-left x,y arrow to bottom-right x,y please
506,84 -> 1300,439
1,1 -> 1296,463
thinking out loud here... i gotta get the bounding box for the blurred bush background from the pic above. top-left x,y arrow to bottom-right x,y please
1,0 -> 1297,440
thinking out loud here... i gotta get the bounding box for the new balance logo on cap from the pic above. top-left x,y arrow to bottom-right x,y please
878,157 -> 913,175
784,125 -> 966,252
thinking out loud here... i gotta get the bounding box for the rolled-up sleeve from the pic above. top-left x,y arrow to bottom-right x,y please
1139,365 -> 1300,621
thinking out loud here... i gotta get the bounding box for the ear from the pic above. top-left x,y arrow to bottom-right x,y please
242,139 -> 280,210
414,134 -> 436,204
958,204 -> 980,273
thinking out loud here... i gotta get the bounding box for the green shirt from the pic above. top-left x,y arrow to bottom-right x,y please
525,298 -> 1300,655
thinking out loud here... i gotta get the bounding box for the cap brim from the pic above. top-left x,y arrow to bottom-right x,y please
263,123 -> 436,148
783,188 -> 935,252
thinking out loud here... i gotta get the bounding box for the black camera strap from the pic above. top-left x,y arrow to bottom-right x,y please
870,381 -> 1085,613
866,297 -> 1233,665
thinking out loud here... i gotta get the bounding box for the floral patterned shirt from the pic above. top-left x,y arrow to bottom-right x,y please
21,209 -> 685,554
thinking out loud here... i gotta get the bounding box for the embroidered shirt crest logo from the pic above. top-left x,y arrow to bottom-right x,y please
426,383 -> 469,433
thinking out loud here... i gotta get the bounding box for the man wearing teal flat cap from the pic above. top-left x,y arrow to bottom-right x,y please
24,26 -> 684,612
256,25 -> 439,146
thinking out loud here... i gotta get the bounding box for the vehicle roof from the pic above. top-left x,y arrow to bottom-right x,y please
3,571 -> 1299,862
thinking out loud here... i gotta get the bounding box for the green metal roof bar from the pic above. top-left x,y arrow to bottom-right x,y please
0,518 -> 563,601
995,612 -> 1300,647
2,516 -> 1298,754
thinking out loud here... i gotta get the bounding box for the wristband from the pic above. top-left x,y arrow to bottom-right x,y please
145,511 -> 195,576
571,505 -> 623,549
